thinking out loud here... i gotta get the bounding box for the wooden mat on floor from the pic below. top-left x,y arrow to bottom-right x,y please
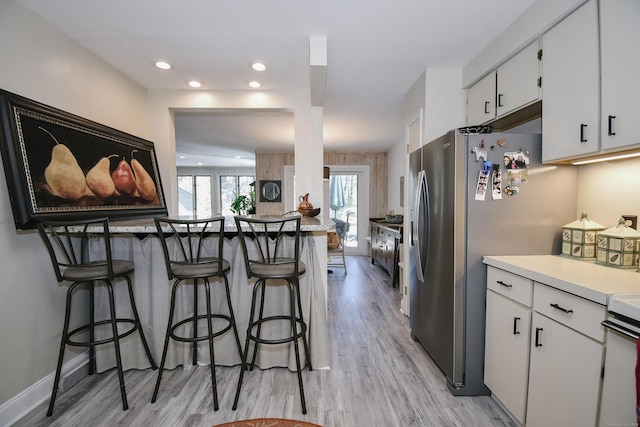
214,419 -> 322,427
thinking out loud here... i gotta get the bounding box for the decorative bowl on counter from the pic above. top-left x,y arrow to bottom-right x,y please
385,214 -> 403,224
298,207 -> 321,217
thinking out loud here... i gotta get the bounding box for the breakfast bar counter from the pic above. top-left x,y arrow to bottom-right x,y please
88,216 -> 332,373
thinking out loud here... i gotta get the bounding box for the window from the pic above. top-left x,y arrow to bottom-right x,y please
220,175 -> 254,215
178,175 -> 212,219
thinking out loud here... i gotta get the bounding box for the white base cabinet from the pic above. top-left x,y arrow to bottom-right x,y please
484,290 -> 531,424
527,311 -> 603,427
485,266 -> 606,427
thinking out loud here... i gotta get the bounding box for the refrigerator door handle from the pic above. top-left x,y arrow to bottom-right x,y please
413,170 -> 427,282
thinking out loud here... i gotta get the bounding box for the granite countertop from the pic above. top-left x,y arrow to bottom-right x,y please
483,255 -> 640,305
105,214 -> 331,234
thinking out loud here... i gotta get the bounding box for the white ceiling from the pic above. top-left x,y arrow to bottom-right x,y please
16,0 -> 536,167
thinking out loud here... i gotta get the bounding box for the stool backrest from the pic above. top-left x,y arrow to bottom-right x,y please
234,215 -> 302,279
154,217 -> 226,280
36,217 -> 114,283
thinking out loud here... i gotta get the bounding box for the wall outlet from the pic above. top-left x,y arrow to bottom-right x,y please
622,215 -> 637,230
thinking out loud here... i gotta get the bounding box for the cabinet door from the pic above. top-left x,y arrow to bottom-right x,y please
484,291 -> 531,424
496,41 -> 540,118
467,71 -> 496,125
541,0 -> 599,163
600,0 -> 640,151
526,313 -> 603,427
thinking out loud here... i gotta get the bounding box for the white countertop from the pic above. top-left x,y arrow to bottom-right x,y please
483,255 -> 640,305
103,215 -> 331,234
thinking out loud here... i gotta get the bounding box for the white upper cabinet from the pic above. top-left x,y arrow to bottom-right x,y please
600,0 -> 640,151
467,41 -> 541,127
467,71 -> 496,126
496,41 -> 541,118
542,0 -> 600,163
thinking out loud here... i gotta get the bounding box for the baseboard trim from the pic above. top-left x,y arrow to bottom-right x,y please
0,352 -> 88,427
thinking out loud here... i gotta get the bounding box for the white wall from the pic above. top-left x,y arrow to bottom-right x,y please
146,90 -> 322,218
387,140 -> 405,214
576,158 -> 640,227
423,68 -> 467,142
0,0 -> 148,419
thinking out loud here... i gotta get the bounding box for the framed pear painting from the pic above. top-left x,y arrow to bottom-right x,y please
0,89 -> 167,230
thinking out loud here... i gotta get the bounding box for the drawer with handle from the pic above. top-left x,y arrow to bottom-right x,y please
533,282 -> 606,342
487,266 -> 533,307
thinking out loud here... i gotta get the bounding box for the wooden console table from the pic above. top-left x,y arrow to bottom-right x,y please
370,221 -> 402,287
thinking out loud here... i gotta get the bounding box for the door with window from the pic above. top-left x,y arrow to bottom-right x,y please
283,165 -> 368,255
178,175 -> 212,219
328,166 -> 369,256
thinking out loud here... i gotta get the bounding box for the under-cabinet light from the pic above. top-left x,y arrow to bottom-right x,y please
572,152 -> 640,165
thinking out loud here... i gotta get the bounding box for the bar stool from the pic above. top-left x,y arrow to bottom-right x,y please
151,217 -> 242,411
232,215 -> 312,414
36,217 -> 157,417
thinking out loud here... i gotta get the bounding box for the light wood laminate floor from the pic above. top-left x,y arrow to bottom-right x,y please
14,256 -> 515,427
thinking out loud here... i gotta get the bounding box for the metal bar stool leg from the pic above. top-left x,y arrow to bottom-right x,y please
47,282 -> 78,417
106,280 -> 128,410
89,283 -> 95,375
294,278 -> 312,371
223,275 -> 243,359
192,277 -> 199,366
232,280 -> 262,411
151,279 -> 181,403
288,279 -> 307,415
204,279 -> 219,410
250,279 -> 267,370
123,275 -> 157,369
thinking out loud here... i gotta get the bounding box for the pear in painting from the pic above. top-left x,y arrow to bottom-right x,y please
40,126 -> 87,200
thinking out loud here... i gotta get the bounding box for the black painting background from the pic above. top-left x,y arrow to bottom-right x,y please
19,114 -> 160,209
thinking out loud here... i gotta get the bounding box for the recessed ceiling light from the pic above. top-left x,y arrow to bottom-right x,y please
179,155 -> 186,159
188,80 -> 202,88
154,61 -> 172,70
247,80 -> 261,88
196,162 -> 203,165
250,62 -> 267,71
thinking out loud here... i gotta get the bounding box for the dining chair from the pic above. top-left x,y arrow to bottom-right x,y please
232,214 -> 312,414
151,216 -> 242,411
36,217 -> 157,417
328,212 -> 350,274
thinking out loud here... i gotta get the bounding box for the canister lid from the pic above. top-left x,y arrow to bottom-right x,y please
598,217 -> 640,238
562,211 -> 606,231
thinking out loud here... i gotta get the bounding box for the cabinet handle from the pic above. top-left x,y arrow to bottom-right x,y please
484,101 -> 490,114
496,280 -> 512,288
550,303 -> 573,314
580,124 -> 587,143
535,327 -> 543,347
513,317 -> 520,335
608,115 -> 616,136
498,93 -> 504,107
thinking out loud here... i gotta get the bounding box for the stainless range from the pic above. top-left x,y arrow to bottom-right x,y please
600,294 -> 640,426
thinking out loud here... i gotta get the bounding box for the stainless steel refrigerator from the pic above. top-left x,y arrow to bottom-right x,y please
409,128 -> 577,395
